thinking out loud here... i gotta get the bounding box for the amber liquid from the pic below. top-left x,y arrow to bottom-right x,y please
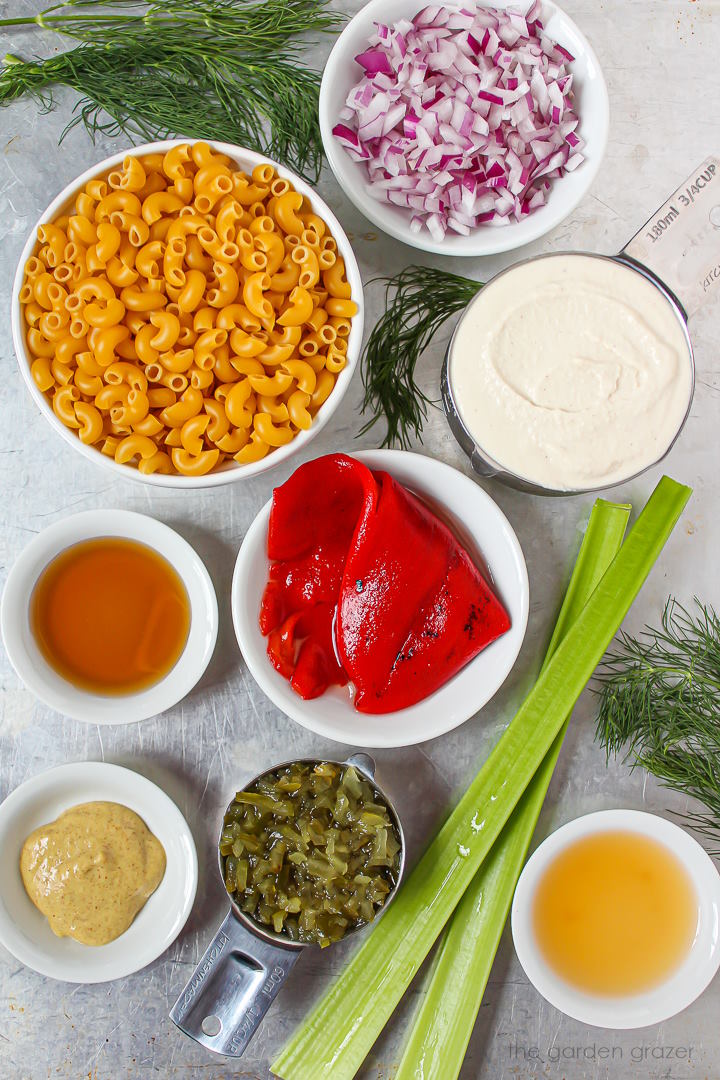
532,830 -> 698,995
31,538 -> 190,695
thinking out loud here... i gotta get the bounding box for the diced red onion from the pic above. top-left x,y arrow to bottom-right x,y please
332,1 -> 585,240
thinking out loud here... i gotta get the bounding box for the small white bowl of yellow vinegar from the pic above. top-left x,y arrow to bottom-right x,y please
511,810 -> 720,1028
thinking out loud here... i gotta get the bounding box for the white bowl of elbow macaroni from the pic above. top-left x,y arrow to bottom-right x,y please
11,139 -> 364,488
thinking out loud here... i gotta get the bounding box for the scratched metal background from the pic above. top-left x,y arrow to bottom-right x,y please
1,1 -> 719,1077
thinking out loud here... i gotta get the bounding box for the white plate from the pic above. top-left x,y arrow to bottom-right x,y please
319,0 -> 609,257
0,762 -> 198,983
232,450 -> 528,747
1,508 -> 218,724
511,809 -> 720,1028
11,139 -> 364,488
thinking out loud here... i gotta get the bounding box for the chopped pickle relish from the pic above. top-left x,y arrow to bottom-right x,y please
220,761 -> 402,946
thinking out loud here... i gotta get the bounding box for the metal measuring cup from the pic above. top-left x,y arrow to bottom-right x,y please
169,753 -> 406,1058
442,155 -> 720,496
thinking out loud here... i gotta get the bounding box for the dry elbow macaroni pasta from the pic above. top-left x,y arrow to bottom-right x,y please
20,143 -> 358,477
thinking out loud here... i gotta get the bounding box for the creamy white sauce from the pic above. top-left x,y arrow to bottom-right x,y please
448,254 -> 693,490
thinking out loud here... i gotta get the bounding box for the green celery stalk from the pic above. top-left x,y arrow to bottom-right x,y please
272,475 -> 691,1080
394,498 -> 631,1080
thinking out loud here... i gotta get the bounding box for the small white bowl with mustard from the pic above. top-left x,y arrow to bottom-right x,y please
0,761 -> 197,983
1,508 -> 218,724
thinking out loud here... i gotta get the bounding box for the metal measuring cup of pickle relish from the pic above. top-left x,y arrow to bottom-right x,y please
170,753 -> 405,1059
443,156 -> 720,496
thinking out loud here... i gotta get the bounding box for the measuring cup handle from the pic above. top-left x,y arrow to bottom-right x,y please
169,910 -> 301,1058
621,155 -> 720,319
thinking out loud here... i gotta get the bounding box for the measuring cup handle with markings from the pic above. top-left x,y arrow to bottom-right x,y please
169,909 -> 302,1058
621,155 -> 720,318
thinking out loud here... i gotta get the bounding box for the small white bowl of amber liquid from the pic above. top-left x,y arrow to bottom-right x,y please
511,809 -> 720,1027
0,508 -> 217,723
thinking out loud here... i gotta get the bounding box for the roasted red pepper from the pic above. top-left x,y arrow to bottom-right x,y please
292,603 -> 347,699
266,613 -> 302,680
259,453 -> 510,711
338,470 -> 510,711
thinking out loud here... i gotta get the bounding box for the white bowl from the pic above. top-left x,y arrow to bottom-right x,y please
511,809 -> 720,1028
1,509 -> 218,724
232,449 -> 528,747
11,139 -> 364,488
319,0 -> 609,257
0,761 -> 197,983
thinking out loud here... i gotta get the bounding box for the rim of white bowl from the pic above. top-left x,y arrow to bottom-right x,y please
0,509 -> 218,724
11,138 -> 364,488
511,809 -> 720,1028
319,0 -> 610,257
231,449 -> 529,747
0,761 -> 198,982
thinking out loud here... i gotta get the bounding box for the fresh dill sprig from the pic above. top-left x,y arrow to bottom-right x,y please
0,0 -> 344,182
595,598 -> 720,853
360,266 -> 481,449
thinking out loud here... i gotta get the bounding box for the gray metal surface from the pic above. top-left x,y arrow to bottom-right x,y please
1,1 -> 719,1077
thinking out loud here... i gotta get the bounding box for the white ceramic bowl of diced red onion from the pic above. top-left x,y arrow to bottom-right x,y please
319,0 -> 609,256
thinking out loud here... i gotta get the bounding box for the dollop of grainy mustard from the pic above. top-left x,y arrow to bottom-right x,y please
20,801 -> 166,946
